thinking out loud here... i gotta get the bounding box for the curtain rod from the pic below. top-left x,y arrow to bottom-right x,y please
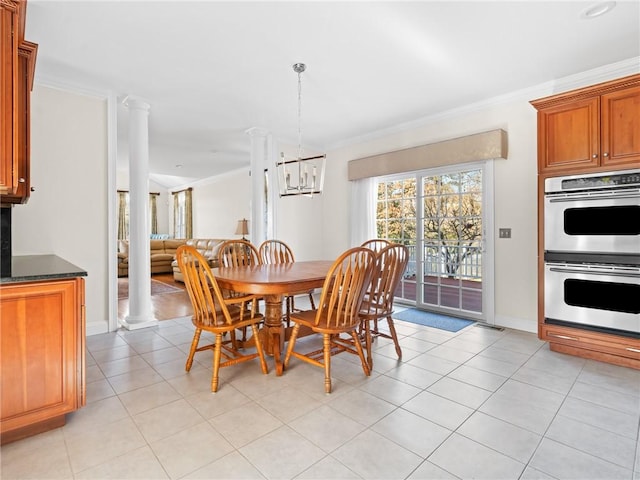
117,190 -> 161,195
170,187 -> 193,194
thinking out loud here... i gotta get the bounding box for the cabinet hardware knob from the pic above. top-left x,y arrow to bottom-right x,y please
592,154 -> 598,159
603,152 -> 609,157
18,177 -> 25,183
30,187 -> 35,192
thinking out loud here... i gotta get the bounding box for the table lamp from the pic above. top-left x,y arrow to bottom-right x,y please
235,218 -> 249,240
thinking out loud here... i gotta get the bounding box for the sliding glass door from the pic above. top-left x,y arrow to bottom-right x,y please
376,163 -> 492,322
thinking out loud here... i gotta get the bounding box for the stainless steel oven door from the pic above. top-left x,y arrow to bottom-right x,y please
544,189 -> 640,255
544,262 -> 640,335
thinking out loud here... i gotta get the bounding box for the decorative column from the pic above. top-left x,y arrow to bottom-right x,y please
246,127 -> 272,243
121,97 -> 157,330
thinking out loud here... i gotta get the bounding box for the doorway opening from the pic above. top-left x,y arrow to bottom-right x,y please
375,163 -> 493,322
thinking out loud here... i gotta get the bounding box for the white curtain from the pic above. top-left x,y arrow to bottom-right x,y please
349,177 -> 376,247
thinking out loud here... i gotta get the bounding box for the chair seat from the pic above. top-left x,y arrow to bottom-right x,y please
290,309 -> 360,335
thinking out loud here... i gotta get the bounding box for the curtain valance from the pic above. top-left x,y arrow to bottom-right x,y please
348,129 -> 508,181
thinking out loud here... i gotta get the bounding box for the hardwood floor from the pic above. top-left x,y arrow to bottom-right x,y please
117,273 -> 193,322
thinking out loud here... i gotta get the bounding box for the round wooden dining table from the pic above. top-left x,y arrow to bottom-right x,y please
212,260 -> 333,375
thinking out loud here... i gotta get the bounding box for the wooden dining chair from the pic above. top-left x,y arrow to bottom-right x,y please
176,245 -> 268,392
361,238 -> 391,254
283,247 -> 376,393
217,239 -> 263,341
258,239 -> 316,325
359,243 -> 409,370
218,239 -> 261,268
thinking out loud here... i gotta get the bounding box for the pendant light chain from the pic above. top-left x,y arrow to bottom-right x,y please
296,64 -> 304,160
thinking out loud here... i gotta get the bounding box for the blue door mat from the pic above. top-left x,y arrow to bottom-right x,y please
393,308 -> 475,332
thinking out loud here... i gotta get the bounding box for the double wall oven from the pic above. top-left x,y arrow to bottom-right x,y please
543,169 -> 640,338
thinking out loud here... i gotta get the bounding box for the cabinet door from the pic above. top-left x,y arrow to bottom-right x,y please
537,97 -> 600,173
3,40 -> 36,205
0,1 -> 19,196
0,278 -> 84,435
601,85 -> 640,168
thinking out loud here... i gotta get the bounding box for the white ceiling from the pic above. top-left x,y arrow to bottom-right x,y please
26,1 -> 640,188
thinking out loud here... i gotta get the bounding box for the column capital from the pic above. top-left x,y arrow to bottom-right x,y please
245,127 -> 270,138
121,95 -> 151,112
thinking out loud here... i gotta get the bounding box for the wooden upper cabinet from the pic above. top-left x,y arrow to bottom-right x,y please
536,96 -> 600,172
0,0 -> 19,197
531,73 -> 640,175
0,0 -> 35,204
3,39 -> 36,204
601,85 -> 640,168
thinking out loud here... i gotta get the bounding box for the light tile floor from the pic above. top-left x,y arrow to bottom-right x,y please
2,306 -> 639,480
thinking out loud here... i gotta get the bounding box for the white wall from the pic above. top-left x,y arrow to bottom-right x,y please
12,85 -> 109,334
187,169 -> 251,238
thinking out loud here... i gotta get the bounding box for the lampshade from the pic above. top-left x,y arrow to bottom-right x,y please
235,218 -> 249,238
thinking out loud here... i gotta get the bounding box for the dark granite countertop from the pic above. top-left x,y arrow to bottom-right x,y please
0,255 -> 87,284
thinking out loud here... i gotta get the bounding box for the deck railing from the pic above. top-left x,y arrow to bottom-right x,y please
400,241 -> 482,280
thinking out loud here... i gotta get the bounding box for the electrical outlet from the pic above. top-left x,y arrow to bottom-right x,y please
499,228 -> 511,239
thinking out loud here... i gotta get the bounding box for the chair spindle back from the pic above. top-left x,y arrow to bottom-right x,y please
259,240 -> 295,264
218,240 -> 261,268
176,245 -> 231,327
367,244 -> 409,316
361,238 -> 391,254
315,247 -> 376,329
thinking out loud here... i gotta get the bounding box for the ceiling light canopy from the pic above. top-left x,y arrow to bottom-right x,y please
276,63 -> 326,197
580,1 -> 616,19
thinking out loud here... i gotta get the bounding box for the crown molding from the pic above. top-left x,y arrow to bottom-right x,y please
34,72 -> 114,100
167,166 -> 250,191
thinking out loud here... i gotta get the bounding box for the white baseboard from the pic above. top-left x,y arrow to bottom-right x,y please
86,320 -> 109,336
493,315 -> 537,334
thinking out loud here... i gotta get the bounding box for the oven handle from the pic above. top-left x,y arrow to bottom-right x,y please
548,266 -> 640,278
547,193 -> 640,203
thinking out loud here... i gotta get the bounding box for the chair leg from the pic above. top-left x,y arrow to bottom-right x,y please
284,323 -> 300,367
308,292 -> 316,309
351,330 -> 371,377
252,324 -> 269,374
211,333 -> 223,392
186,328 -> 202,371
323,334 -> 332,394
386,316 -> 402,359
363,320 -> 373,371
285,296 -> 292,327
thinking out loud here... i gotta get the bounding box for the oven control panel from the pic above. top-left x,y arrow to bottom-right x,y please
546,169 -> 640,193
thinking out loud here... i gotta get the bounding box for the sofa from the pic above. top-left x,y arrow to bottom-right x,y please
117,238 -> 229,280
171,239 -> 228,282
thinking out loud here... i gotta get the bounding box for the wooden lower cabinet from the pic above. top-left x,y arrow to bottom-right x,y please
540,323 -> 640,369
0,277 -> 85,444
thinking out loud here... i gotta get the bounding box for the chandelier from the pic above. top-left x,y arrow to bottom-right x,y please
276,63 -> 326,197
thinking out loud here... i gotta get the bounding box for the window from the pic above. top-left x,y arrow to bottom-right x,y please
172,188 -> 193,239
375,163 -> 491,322
116,191 -> 160,239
